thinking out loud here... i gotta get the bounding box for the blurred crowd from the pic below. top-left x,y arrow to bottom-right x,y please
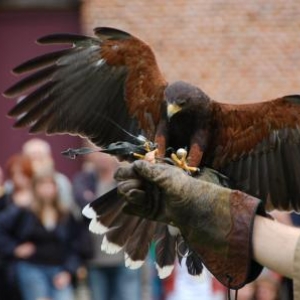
0,138 -> 292,300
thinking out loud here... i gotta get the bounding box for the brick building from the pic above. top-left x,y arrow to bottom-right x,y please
81,0 -> 300,103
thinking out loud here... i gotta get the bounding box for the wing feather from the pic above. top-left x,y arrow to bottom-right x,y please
185,251 -> 204,276
257,143 -> 270,202
12,49 -> 76,74
4,27 -> 167,146
153,224 -> 176,279
103,215 -> 141,252
210,96 -> 300,210
37,33 -> 97,44
8,82 -> 56,117
124,220 -> 157,269
5,65 -> 58,97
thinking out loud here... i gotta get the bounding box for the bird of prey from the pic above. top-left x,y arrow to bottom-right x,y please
4,27 -> 300,279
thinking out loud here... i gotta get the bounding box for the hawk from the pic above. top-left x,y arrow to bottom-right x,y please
4,27 -> 300,279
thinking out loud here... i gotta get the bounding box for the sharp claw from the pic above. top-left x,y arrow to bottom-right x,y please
132,153 -> 145,159
170,149 -> 200,174
134,144 -> 158,162
104,141 -> 199,174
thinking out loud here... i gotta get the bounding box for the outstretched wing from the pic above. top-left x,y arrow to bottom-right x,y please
4,27 -> 167,146
208,95 -> 300,211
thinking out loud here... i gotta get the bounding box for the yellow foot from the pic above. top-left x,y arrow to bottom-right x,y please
171,148 -> 199,174
132,142 -> 157,161
132,149 -> 158,163
132,153 -> 146,160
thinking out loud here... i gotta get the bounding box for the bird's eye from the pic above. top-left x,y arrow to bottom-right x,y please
177,99 -> 186,107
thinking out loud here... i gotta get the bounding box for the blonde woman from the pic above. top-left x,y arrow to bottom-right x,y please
0,171 -> 82,300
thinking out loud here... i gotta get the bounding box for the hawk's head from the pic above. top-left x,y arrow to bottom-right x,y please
165,81 -> 211,119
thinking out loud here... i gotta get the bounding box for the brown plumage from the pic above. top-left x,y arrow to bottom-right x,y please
4,26 -> 300,277
161,82 -> 300,211
5,28 -> 166,144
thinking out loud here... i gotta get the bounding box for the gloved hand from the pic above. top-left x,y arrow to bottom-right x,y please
115,160 -> 266,289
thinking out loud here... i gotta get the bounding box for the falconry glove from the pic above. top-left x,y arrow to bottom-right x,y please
115,160 -> 265,289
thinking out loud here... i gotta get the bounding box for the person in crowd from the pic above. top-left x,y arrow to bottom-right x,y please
3,153 -> 34,208
22,138 -> 74,210
0,169 -> 82,300
73,150 -> 142,300
236,268 -> 281,300
0,154 -> 35,300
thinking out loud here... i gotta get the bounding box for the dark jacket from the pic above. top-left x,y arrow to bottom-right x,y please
0,203 -> 82,274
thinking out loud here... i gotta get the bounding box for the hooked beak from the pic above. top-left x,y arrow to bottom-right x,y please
167,103 -> 182,119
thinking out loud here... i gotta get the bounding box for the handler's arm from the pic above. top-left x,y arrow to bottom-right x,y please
253,215 -> 300,279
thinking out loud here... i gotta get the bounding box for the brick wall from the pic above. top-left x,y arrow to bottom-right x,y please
81,0 -> 300,103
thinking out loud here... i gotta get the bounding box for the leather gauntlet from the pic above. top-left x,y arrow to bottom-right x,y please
116,161 -> 266,289
182,191 -> 265,289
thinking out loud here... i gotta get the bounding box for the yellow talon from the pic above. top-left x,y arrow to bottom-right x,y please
171,148 -> 199,174
133,153 -> 146,159
133,146 -> 158,162
144,141 -> 152,153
